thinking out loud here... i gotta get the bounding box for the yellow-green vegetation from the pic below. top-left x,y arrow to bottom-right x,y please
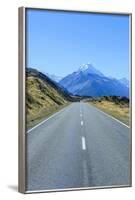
90,97 -> 129,125
26,76 -> 69,129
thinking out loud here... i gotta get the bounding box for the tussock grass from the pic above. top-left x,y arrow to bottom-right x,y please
26,76 -> 69,129
90,99 -> 129,125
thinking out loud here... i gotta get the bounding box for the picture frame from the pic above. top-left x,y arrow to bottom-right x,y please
19,7 -> 132,194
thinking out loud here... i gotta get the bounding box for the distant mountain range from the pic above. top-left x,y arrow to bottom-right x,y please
28,64 -> 129,98
59,63 -> 129,97
119,77 -> 129,88
45,73 -> 63,83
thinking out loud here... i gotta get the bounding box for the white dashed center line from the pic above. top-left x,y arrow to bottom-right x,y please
82,136 -> 86,150
81,121 -> 83,126
80,114 -> 82,117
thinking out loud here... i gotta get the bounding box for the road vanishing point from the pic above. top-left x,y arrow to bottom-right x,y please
26,102 -> 130,191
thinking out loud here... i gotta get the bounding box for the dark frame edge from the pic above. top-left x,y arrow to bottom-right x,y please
18,7 -> 26,194
25,6 -> 132,16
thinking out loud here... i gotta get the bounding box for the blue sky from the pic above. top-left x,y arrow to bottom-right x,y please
27,9 -> 130,79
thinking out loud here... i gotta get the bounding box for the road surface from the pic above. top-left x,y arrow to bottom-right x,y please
26,102 -> 130,191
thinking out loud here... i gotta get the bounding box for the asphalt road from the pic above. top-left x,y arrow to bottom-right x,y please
26,102 -> 131,191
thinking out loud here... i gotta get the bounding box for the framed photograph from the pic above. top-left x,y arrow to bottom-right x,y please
19,7 -> 132,193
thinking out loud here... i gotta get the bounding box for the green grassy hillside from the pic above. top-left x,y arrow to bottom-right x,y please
26,68 -> 71,129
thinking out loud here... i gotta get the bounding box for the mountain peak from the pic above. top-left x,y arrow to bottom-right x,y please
79,63 -> 91,71
78,63 -> 104,77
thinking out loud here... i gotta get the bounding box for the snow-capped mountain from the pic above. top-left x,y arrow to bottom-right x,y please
78,63 -> 104,77
59,63 -> 129,97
